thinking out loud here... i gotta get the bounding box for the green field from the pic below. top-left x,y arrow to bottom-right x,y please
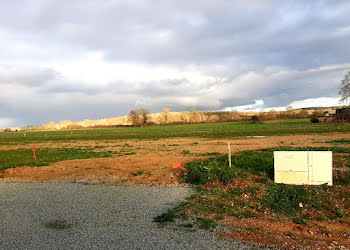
0,148 -> 113,171
1,119 -> 350,145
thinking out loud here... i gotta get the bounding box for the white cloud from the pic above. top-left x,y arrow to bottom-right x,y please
223,97 -> 344,112
222,100 -> 265,112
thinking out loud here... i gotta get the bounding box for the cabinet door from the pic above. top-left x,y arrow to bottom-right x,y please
309,151 -> 332,185
274,152 -> 309,172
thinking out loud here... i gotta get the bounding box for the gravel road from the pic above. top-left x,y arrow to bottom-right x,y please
0,182 -> 256,249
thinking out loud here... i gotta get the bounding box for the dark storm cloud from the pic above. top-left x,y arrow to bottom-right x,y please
0,0 -> 349,127
1,0 -> 349,66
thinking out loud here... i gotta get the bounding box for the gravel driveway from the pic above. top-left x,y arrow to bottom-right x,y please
0,182 -> 256,249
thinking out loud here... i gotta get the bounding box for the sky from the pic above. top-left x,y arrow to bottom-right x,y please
0,0 -> 349,128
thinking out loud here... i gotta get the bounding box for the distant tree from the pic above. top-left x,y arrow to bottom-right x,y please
128,109 -> 149,127
129,109 -> 149,127
189,108 -> 200,123
161,108 -> 170,124
339,71 -> 350,105
140,108 -> 149,126
129,109 -> 141,127
251,115 -> 260,124
310,117 -> 320,123
285,105 -> 293,111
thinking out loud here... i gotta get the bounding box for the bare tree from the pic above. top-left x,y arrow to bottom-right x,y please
161,108 -> 170,124
339,71 -> 350,105
129,109 -> 141,127
128,109 -> 149,127
189,108 -> 200,123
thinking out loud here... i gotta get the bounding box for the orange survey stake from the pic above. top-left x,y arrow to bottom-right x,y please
33,146 -> 37,161
173,162 -> 187,173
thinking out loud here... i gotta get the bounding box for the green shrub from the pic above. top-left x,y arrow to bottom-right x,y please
184,156 -> 244,185
251,115 -> 260,124
232,151 -> 274,178
261,184 -> 309,215
292,217 -> 307,225
310,117 -> 320,123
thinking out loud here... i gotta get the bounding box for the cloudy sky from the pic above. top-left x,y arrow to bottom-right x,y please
1,0 -> 350,127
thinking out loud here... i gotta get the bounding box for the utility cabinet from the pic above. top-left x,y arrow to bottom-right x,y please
274,151 -> 332,185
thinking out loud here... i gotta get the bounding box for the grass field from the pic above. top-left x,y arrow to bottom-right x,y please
1,119 -> 350,145
0,148 -> 113,171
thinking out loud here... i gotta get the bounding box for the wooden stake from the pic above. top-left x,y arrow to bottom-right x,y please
228,142 -> 231,168
33,146 -> 37,161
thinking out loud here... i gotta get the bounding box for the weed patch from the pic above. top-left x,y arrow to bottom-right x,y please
153,209 -> 176,224
261,184 -> 309,215
200,152 -> 222,156
198,218 -> 218,230
327,139 -> 350,144
292,217 -> 307,225
232,151 -> 274,178
184,156 -> 244,185
181,150 -> 190,155
45,219 -> 73,230
131,170 -> 144,176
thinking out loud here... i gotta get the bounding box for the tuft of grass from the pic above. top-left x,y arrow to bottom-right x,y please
178,223 -> 193,228
292,217 -> 307,225
285,232 -> 297,238
336,207 -> 347,218
131,170 -> 144,176
328,139 -> 350,144
45,219 -> 73,230
245,227 -> 260,233
181,150 -> 190,155
99,165 -> 110,170
198,218 -> 218,230
153,209 -> 176,224
124,152 -> 136,155
200,152 -> 222,156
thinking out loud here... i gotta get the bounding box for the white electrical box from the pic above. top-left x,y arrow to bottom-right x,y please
274,151 -> 332,185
